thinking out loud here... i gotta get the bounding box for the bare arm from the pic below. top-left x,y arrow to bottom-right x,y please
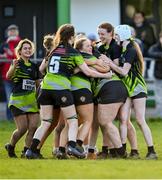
113,58 -> 119,65
85,55 -> 110,73
100,55 -> 131,76
92,64 -> 110,73
85,58 -> 103,66
6,59 -> 19,79
39,59 -> 48,75
109,60 -> 131,76
78,62 -> 112,78
35,79 -> 40,89
74,67 -> 81,74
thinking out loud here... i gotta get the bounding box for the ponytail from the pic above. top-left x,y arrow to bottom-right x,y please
132,40 -> 144,74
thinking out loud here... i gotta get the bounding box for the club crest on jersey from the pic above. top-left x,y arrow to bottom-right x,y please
80,96 -> 86,102
61,96 -> 67,103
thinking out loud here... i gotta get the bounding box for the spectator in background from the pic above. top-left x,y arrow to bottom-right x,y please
0,24 -> 21,120
87,33 -> 101,58
123,4 -> 136,25
132,11 -> 156,78
148,32 -> 162,79
130,26 -> 144,54
87,33 -> 97,44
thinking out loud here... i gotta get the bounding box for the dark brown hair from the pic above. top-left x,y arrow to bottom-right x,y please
98,22 -> 114,35
53,24 -> 75,50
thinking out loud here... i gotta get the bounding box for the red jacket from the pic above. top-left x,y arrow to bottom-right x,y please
0,36 -> 21,80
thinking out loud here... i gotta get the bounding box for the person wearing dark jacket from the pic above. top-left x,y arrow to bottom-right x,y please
132,11 -> 156,78
148,32 -> 162,79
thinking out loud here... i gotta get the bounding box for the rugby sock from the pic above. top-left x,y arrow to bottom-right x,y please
131,149 -> 138,154
36,149 -> 40,154
59,147 -> 66,153
148,146 -> 155,153
109,148 -> 117,156
68,141 -> 76,148
30,139 -> 40,153
23,146 -> 28,153
116,146 -> 125,156
102,146 -> 108,154
9,144 -> 15,150
122,143 -> 126,151
88,148 -> 95,153
77,139 -> 83,147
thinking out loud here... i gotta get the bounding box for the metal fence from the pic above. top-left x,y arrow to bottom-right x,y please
0,58 -> 42,63
0,57 -> 156,80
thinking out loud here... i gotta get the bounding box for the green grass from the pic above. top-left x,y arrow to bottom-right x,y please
0,119 -> 162,179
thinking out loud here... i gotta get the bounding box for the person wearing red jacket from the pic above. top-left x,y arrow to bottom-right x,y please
0,24 -> 21,120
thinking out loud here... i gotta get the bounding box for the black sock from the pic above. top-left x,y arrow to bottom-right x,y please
30,139 -> 40,153
109,148 -> 116,156
102,146 -> 108,154
88,148 -> 95,153
36,149 -> 40,154
59,146 -> 66,153
23,146 -> 28,153
9,144 -> 15,150
77,139 -> 83,147
131,149 -> 139,154
122,143 -> 126,151
68,141 -> 76,148
148,146 -> 155,153
116,146 -> 125,156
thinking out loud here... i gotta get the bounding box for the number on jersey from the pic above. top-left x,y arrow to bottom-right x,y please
49,56 -> 60,73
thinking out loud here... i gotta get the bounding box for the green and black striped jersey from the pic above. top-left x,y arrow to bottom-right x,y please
70,52 -> 96,91
98,39 -> 121,59
11,59 -> 39,95
41,44 -> 84,90
92,39 -> 122,97
119,42 -> 147,97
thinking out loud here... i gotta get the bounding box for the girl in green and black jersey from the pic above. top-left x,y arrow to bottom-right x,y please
90,22 -> 128,158
90,22 -> 139,159
88,23 -> 135,159
68,37 -> 110,158
5,39 -> 40,158
107,24 -> 157,159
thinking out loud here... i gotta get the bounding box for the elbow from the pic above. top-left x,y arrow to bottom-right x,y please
83,69 -> 94,77
121,71 -> 128,77
84,71 -> 92,77
6,74 -> 11,80
39,69 -> 44,75
39,67 -> 45,75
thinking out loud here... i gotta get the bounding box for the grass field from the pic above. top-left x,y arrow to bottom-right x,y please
0,119 -> 162,179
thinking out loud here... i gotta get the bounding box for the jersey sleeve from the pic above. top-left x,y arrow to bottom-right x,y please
74,54 -> 84,66
124,47 -> 137,65
70,48 -> 84,66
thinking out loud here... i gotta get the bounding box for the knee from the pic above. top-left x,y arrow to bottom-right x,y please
136,116 -> 146,127
107,122 -> 114,129
28,126 -> 38,134
84,118 -> 93,126
55,124 -> 65,134
99,119 -> 107,127
120,119 -> 127,126
17,127 -> 27,136
120,113 -> 129,124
